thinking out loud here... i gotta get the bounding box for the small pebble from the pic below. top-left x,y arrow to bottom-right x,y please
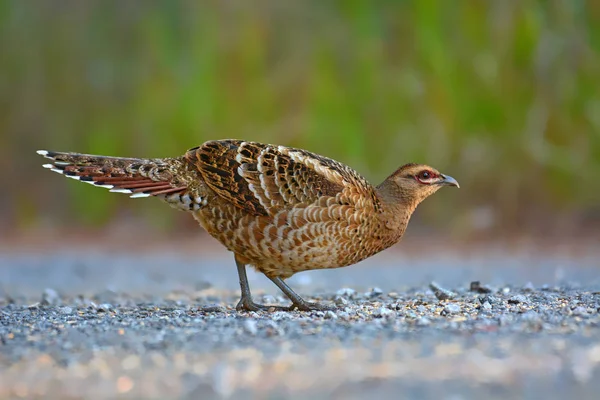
337,312 -> 350,321
271,312 -> 291,321
374,307 -> 394,318
334,296 -> 348,306
429,282 -> 456,300
324,311 -> 338,320
41,288 -> 60,306
479,295 -> 500,305
572,306 -> 588,316
508,295 -> 528,304
59,307 -> 73,314
443,303 -> 461,314
261,295 -> 277,304
202,304 -> 226,313
243,320 -> 258,335
97,303 -> 113,312
470,281 -> 492,294
336,288 -> 356,297
366,287 -> 383,298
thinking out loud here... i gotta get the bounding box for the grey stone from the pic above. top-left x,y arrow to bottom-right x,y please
243,319 -> 258,335
508,295 -> 528,304
324,311 -> 338,320
374,307 -> 394,318
443,303 -> 461,314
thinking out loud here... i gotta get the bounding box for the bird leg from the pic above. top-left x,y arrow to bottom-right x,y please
234,257 -> 287,312
267,276 -> 335,312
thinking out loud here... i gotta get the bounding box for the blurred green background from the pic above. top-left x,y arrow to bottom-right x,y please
1,0 -> 599,238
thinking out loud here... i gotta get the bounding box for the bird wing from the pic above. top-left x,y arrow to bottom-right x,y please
185,140 -> 380,216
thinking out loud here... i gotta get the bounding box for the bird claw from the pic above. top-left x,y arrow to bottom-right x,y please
288,301 -> 336,312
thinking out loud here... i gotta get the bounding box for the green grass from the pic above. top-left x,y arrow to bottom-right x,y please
1,0 -> 599,233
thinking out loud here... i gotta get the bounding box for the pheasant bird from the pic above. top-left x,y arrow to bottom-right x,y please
37,139 -> 459,311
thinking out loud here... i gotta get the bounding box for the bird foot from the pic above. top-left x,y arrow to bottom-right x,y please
288,301 -> 336,312
235,299 -> 288,312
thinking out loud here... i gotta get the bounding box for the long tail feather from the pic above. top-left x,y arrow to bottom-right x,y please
36,150 -> 187,198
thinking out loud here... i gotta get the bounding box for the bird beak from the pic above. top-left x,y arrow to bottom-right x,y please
439,174 -> 460,188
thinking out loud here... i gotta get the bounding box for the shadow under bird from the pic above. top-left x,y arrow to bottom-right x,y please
37,139 -> 459,311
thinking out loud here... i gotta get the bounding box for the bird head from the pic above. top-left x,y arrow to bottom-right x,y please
378,163 -> 459,205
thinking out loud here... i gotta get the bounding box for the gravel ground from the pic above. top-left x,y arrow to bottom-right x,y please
1,246 -> 600,399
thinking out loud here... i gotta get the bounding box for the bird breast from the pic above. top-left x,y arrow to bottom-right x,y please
192,195 -> 389,279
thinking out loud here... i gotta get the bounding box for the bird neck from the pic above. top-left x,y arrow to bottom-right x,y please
375,179 -> 421,243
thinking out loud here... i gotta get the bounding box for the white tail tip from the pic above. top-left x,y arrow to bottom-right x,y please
36,150 -> 49,156
43,164 -> 64,174
130,192 -> 151,198
110,188 -> 133,194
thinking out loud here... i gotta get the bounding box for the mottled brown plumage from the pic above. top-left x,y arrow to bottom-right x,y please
37,139 -> 459,311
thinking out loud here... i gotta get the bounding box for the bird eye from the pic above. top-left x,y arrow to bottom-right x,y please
418,171 -> 431,180
415,170 -> 438,184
